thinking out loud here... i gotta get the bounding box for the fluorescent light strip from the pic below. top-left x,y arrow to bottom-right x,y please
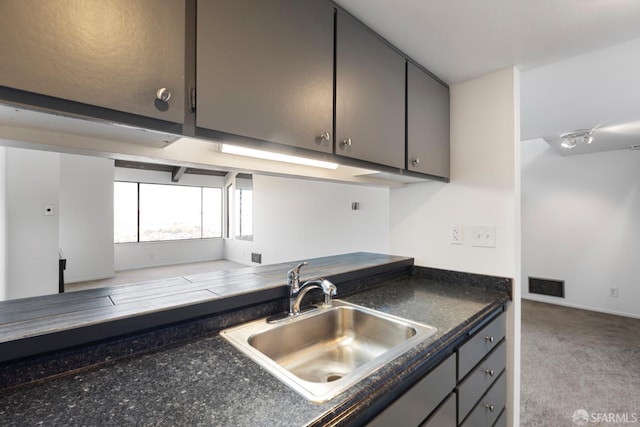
221,144 -> 338,169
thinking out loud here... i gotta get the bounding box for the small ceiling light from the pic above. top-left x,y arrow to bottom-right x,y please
560,129 -> 593,149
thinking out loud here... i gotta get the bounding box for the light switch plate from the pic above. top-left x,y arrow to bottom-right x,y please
471,226 -> 496,248
44,204 -> 54,216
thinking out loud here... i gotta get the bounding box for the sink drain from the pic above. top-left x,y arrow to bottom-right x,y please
325,374 -> 343,382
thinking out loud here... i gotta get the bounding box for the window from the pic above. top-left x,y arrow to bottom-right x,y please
202,187 -> 223,238
225,183 -> 232,239
114,182 -> 222,243
114,182 -> 138,243
234,174 -> 253,239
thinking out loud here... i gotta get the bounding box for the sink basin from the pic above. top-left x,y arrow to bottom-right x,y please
220,300 -> 437,403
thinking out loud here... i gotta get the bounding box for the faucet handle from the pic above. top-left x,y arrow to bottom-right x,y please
287,261 -> 308,288
288,261 -> 307,277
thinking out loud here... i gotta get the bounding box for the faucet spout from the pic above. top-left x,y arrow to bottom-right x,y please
290,278 -> 337,317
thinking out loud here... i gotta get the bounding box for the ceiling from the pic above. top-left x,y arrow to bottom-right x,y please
337,0 -> 640,155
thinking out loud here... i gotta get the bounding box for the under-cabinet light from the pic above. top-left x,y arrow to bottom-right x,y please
220,144 -> 338,169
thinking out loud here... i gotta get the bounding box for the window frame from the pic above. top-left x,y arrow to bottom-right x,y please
114,180 -> 223,244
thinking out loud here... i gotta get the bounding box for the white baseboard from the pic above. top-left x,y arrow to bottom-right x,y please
522,295 -> 640,320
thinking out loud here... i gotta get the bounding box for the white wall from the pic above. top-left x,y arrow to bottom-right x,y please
60,154 -> 115,283
522,138 -> 640,318
115,239 -> 225,270
390,68 -> 521,427
0,147 -> 7,300
5,148 -> 60,299
224,174 -> 390,265
113,167 -> 226,270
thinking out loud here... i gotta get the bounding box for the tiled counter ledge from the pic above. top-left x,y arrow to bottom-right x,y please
0,252 -> 412,365
0,258 -> 511,426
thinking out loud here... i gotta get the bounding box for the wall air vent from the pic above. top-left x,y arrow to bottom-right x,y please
529,277 -> 565,298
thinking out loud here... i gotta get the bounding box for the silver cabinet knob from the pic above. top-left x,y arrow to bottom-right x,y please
319,131 -> 331,142
412,157 -> 420,166
485,404 -> 495,412
485,336 -> 495,343
342,138 -> 352,147
156,87 -> 171,102
484,368 -> 495,377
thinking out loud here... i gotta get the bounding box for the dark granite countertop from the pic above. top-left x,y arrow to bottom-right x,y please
0,274 -> 509,426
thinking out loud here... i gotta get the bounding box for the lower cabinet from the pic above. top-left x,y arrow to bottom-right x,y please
367,355 -> 456,427
367,309 -> 507,427
493,408 -> 507,427
458,341 -> 506,421
421,392 -> 457,427
457,313 -> 507,427
460,373 -> 506,427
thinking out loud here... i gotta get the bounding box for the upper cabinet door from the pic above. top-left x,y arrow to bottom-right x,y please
335,10 -> 405,169
407,63 -> 450,178
196,0 -> 334,154
0,0 -> 186,124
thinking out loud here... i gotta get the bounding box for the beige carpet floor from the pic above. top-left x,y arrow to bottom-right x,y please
520,299 -> 640,426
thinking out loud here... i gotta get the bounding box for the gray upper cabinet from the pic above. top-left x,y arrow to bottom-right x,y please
196,0 -> 334,154
336,10 -> 405,169
0,0 -> 186,124
407,63 -> 450,178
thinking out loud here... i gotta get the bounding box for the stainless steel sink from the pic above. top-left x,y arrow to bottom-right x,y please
220,300 -> 437,403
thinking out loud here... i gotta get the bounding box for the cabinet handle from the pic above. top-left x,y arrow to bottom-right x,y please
484,368 -> 494,377
319,131 -> 331,142
485,336 -> 494,343
156,87 -> 172,102
485,404 -> 495,412
411,157 -> 420,166
341,138 -> 352,148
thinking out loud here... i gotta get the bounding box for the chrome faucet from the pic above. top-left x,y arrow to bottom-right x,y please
287,262 -> 337,317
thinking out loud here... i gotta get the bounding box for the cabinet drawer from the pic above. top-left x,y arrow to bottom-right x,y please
421,392 -> 456,427
368,354 -> 456,427
458,313 -> 505,380
458,340 -> 506,421
460,372 -> 506,427
493,408 -> 507,427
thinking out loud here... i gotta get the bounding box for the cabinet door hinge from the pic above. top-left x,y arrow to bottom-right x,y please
189,87 -> 196,113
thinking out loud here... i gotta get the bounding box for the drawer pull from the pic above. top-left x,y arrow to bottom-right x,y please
485,404 -> 495,412
484,368 -> 495,376
485,336 -> 495,343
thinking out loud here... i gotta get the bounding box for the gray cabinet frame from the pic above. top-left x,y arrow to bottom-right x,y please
0,0 -> 186,125
335,9 -> 406,169
196,0 -> 334,154
407,62 -> 450,178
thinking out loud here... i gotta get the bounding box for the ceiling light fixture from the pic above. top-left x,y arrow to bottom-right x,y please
560,129 -> 593,149
220,144 -> 339,169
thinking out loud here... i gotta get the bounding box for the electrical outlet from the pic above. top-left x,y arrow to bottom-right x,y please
471,226 -> 496,248
451,226 -> 463,245
609,287 -> 619,298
